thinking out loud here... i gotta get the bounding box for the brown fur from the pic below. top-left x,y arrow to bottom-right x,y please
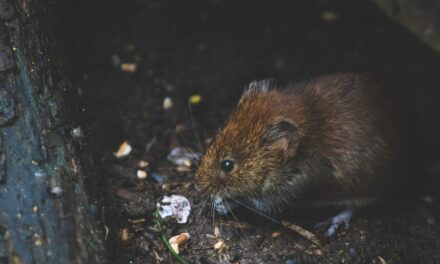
196,73 -> 404,213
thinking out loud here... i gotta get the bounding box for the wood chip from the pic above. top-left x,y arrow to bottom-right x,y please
378,256 -> 387,264
120,228 -> 130,241
120,63 -> 137,73
176,166 -> 191,172
281,220 -> 321,246
128,218 -> 146,224
114,141 -> 132,158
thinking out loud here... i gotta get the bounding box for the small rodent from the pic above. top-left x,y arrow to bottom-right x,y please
195,73 -> 406,235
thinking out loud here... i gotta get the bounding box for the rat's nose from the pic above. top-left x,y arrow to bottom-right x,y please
212,173 -> 228,186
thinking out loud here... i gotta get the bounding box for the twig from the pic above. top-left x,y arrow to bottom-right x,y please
281,220 -> 322,246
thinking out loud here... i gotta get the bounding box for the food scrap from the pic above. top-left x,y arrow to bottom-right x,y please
169,232 -> 190,254
114,141 -> 132,158
157,195 -> 191,224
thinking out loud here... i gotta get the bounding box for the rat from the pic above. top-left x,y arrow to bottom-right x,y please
195,73 -> 407,236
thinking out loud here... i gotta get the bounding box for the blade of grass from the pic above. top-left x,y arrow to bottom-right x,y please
154,210 -> 190,264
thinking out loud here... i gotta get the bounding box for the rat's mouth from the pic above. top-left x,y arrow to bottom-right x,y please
213,196 -> 238,215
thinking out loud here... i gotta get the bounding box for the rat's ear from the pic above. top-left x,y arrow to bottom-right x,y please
248,78 -> 277,92
240,78 -> 277,102
264,118 -> 301,160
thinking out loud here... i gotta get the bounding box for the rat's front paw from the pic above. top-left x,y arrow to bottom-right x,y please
315,209 -> 353,237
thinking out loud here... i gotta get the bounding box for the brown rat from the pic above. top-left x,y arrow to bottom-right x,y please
195,73 -> 406,235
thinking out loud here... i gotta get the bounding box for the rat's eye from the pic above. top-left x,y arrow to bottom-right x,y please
221,159 -> 234,173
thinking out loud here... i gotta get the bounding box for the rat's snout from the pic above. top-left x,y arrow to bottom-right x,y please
203,174 -> 227,193
195,170 -> 226,193
212,173 -> 228,186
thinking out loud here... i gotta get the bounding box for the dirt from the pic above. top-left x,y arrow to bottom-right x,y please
59,0 -> 440,263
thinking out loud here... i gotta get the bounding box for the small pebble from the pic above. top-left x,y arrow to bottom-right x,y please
50,186 -> 63,196
150,171 -> 167,183
163,97 -> 173,110
71,127 -> 84,138
183,159 -> 192,168
137,160 -> 149,168
136,170 -> 147,179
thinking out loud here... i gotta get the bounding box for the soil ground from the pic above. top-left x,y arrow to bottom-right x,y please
59,0 -> 440,263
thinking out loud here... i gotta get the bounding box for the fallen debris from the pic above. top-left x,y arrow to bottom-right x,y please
281,220 -> 321,246
169,233 -> 190,254
157,195 -> 191,224
120,63 -> 137,73
149,171 -> 167,183
167,147 -> 200,167
213,240 -> 229,254
114,141 -> 132,158
163,97 -> 174,110
136,169 -> 147,179
120,228 -> 130,242
189,94 -> 202,105
378,256 -> 387,264
272,231 -> 281,238
137,160 -> 149,168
